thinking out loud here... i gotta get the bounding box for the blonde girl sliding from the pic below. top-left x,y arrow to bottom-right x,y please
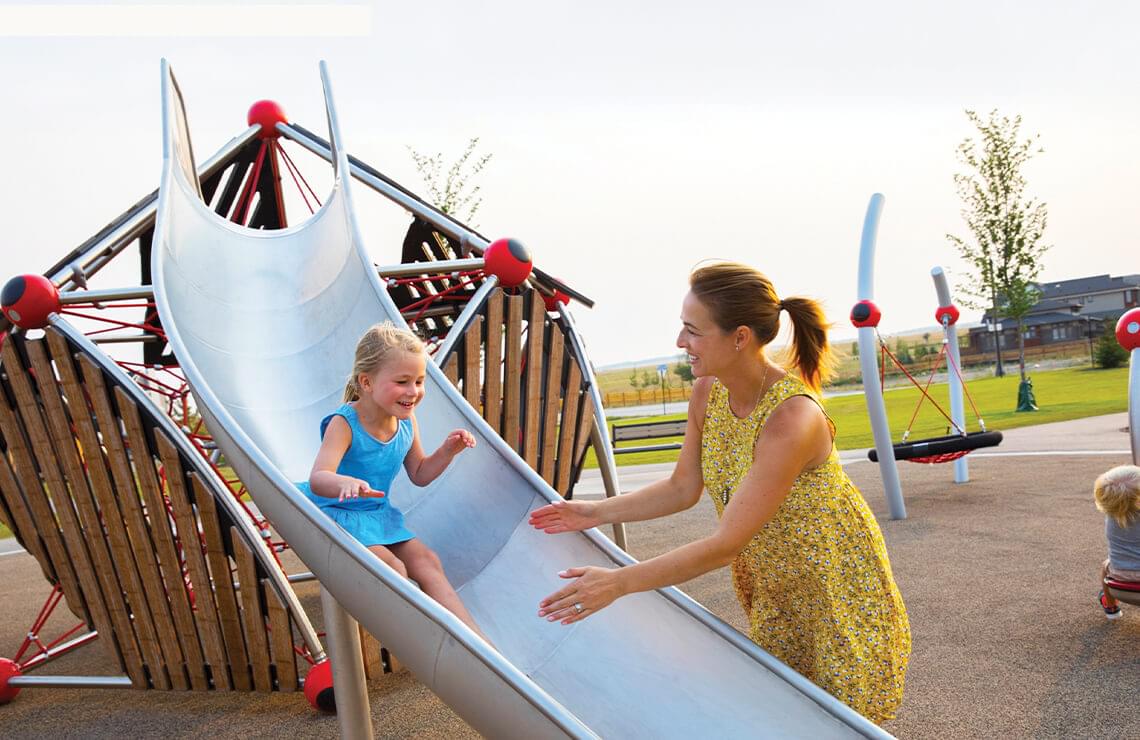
297,322 -> 487,640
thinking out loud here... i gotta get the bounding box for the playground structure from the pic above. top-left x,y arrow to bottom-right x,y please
0,61 -> 891,738
851,194 -> 1003,521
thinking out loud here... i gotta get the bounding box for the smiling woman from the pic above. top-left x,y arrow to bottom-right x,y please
531,261 -> 912,724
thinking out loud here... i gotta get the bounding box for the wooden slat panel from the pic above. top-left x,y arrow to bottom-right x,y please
522,294 -> 546,468
117,389 -> 202,690
358,625 -> 383,680
26,340 -> 137,681
539,331 -> 565,485
231,528 -> 272,692
462,315 -> 483,410
0,439 -> 50,571
80,357 -> 181,690
191,474 -> 251,691
157,435 -> 232,690
442,353 -> 459,387
0,340 -> 88,621
572,377 -> 597,471
264,579 -> 298,691
481,289 -> 503,433
554,361 -> 583,495
483,291 -> 503,433
72,353 -> 167,689
502,294 -> 524,453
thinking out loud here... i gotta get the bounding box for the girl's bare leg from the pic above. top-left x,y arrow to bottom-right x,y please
389,539 -> 491,644
368,544 -> 408,578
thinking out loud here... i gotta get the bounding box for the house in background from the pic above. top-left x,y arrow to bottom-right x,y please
965,273 -> 1140,355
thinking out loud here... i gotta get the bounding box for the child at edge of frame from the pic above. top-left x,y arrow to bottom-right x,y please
1094,464 -> 1140,620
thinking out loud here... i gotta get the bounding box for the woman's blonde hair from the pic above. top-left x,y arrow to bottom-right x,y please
689,261 -> 835,392
343,322 -> 425,402
1094,465 -> 1140,528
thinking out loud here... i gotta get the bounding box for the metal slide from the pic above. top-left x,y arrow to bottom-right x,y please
151,61 -> 890,738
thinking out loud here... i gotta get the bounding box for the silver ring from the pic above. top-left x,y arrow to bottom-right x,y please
573,602 -> 584,614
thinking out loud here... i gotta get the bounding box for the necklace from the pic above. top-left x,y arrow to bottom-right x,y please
730,362 -> 770,419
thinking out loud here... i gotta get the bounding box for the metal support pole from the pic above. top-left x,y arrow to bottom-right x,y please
1130,347 -> 1139,466
855,194 -> 906,520
932,267 -> 968,483
7,675 -> 133,690
320,586 -> 373,739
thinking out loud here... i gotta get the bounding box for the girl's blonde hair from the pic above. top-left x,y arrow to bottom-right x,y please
689,261 -> 836,392
343,322 -> 425,402
1094,465 -> 1140,528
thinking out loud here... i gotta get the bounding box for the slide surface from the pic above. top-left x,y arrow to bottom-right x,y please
151,61 -> 890,739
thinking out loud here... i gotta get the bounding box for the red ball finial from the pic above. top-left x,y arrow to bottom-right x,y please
304,659 -> 335,712
484,238 -> 533,289
2,274 -> 61,329
247,100 -> 287,139
850,299 -> 881,328
542,279 -> 570,312
1116,308 -> 1140,352
935,304 -> 960,326
0,657 -> 21,704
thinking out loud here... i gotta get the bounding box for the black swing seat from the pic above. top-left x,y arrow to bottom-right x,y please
868,430 -> 1003,462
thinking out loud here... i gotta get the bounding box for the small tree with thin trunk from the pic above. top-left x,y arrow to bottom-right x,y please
947,109 -> 1049,382
408,137 -> 493,227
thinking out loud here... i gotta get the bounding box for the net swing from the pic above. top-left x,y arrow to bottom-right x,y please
863,305 -> 1002,464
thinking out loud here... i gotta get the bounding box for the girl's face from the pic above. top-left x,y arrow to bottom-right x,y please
676,291 -> 735,378
359,350 -> 426,419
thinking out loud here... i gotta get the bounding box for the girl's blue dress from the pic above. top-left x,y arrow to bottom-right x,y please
297,403 -> 416,546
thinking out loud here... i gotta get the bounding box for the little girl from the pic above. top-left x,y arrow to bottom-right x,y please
298,322 -> 487,640
1094,464 -> 1140,620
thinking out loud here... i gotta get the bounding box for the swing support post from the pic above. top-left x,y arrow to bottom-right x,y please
931,266 -> 968,483
855,193 -> 906,520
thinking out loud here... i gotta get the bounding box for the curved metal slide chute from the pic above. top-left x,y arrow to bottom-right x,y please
152,60 -> 890,738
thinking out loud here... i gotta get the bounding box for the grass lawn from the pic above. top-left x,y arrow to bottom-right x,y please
585,365 -> 1130,468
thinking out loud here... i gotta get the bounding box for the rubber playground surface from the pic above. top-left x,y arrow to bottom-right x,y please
2,413 -> 1137,739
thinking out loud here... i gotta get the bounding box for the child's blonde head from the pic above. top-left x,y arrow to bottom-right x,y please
1094,465 -> 1140,528
343,322 -> 425,402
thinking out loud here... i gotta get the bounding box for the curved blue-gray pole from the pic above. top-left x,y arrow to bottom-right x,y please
1131,347 -> 1139,466
931,267 -> 968,483
856,194 -> 906,520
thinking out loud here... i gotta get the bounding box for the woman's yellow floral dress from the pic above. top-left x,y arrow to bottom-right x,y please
701,375 -> 911,723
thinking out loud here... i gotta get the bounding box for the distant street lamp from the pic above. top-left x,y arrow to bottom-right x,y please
657,364 -> 668,415
1069,303 -> 1095,366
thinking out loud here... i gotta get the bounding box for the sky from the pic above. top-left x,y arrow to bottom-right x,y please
1,1 -> 1137,367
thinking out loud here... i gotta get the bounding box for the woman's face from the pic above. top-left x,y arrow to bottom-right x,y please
676,291 -> 734,377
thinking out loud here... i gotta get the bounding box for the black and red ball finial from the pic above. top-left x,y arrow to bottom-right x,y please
850,299 -> 881,328
484,238 -> 533,289
247,100 -> 287,139
2,274 -> 61,329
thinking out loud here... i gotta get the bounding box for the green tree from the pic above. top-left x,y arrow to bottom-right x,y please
895,338 -> 913,364
851,341 -> 859,358
641,369 -> 655,388
673,359 -> 694,386
629,369 -> 642,389
1094,320 -> 1128,368
947,109 -> 1049,382
408,137 -> 493,226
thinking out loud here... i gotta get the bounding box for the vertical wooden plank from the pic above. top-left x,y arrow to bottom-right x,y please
462,315 -> 483,411
554,361 -> 583,495
0,441 -> 50,571
26,340 -> 138,682
442,353 -> 459,388
231,528 -> 273,692
502,294 -> 524,453
0,339 -> 88,621
522,293 -> 546,468
539,330 -> 565,485
157,435 -> 232,690
264,579 -> 298,691
192,474 -> 251,691
79,357 -> 181,690
117,391 -> 208,690
572,377 -> 597,467
483,291 -> 504,434
70,353 -> 167,689
358,625 -> 383,680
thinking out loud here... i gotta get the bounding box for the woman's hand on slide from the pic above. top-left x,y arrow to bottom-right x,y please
528,499 -> 602,534
337,477 -> 384,501
538,566 -> 623,625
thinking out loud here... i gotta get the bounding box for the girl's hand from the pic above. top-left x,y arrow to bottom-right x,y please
538,566 -> 623,625
529,499 -> 602,534
444,429 -> 476,456
336,477 -> 384,502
